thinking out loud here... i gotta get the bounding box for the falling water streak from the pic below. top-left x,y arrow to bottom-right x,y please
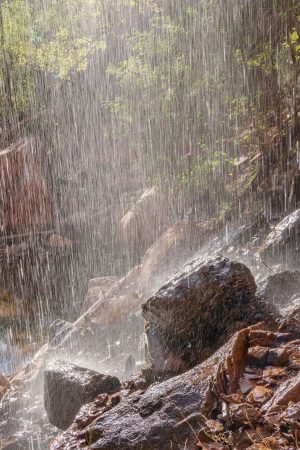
0,0 -> 298,448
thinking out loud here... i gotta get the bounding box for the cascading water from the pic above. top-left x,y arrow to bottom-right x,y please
0,0 -> 299,448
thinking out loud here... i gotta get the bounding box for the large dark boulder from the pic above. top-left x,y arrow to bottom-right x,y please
44,361 -> 121,430
259,209 -> 300,266
142,256 -> 277,373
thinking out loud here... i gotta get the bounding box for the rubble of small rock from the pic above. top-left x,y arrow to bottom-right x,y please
51,319 -> 300,450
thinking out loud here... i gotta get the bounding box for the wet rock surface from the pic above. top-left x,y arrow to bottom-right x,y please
136,219 -> 214,294
79,264 -> 144,327
80,276 -> 119,313
52,321 -> 300,450
1,249 -> 298,450
142,256 -> 278,373
120,187 -> 165,259
0,383 -> 57,450
51,326 -> 249,450
44,361 -> 121,430
0,137 -> 53,234
258,270 -> 300,308
259,209 -> 300,266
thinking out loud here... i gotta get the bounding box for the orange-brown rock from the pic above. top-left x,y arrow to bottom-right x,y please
0,374 -> 9,399
247,436 -> 290,450
221,391 -> 244,404
229,402 -> 262,426
267,348 -> 290,366
247,346 -> 290,367
120,187 -> 165,257
0,289 -> 21,318
51,327 -> 250,450
80,276 -> 118,313
204,442 -> 228,450
289,358 -> 300,369
0,137 -> 52,233
262,367 -> 287,379
247,346 -> 269,366
278,402 -> 300,434
247,385 -> 273,404
263,372 -> 300,413
249,330 -> 277,347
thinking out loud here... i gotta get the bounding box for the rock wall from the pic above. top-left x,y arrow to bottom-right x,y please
0,137 -> 53,234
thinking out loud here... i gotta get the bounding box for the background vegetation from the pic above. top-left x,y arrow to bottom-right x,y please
0,0 -> 300,260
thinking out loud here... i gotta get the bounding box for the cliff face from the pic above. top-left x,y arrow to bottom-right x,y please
0,137 -> 53,234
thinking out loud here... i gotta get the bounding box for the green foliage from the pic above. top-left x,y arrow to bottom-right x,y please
2,0 -> 105,70
247,44 -> 275,74
178,151 -> 235,188
105,2 -> 243,202
108,14 -> 188,107
0,0 -> 106,118
1,0 -> 300,215
290,28 -> 300,61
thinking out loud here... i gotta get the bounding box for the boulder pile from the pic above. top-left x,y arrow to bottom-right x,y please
3,251 -> 300,449
49,256 -> 294,450
51,318 -> 300,449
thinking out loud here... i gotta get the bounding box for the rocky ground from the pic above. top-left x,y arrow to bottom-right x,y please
2,205 -> 300,448
51,321 -> 300,449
